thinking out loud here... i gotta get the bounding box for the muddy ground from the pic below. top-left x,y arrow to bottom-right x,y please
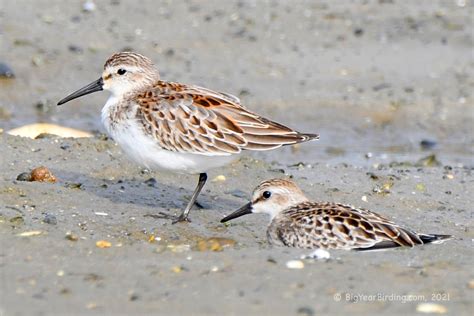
1,1 -> 473,315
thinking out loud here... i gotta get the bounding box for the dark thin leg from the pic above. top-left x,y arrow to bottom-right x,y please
158,173 -> 207,224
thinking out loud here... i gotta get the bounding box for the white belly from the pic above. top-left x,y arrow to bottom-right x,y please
101,99 -> 235,174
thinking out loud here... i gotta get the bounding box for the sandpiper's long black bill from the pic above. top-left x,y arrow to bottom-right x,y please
220,202 -> 253,223
57,78 -> 104,105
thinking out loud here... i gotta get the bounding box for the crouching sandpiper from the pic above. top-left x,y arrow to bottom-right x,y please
57,52 -> 318,223
221,179 -> 452,258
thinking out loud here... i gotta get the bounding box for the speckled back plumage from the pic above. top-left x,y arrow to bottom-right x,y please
267,201 -> 449,250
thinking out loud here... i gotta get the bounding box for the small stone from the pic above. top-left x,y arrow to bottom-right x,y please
43,213 -> 57,225
416,183 -> 426,192
416,303 -> 447,314
171,266 -> 182,273
57,270 -> 65,277
65,182 -> 82,189
68,45 -> 83,54
144,178 -> 158,187
31,56 -> 44,67
96,240 -> 112,248
286,260 -> 304,269
0,63 -> 15,78
353,28 -> 364,37
420,139 -> 437,150
297,306 -> 314,316
16,172 -> 32,181
65,232 -> 78,241
361,195 -> 368,202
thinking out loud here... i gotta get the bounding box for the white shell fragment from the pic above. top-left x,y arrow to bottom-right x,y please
416,303 -> 447,314
7,123 -> 93,139
303,249 -> 331,260
286,260 -> 305,269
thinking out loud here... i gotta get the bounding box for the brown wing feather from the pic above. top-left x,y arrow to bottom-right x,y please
277,202 -> 423,250
134,81 -> 318,155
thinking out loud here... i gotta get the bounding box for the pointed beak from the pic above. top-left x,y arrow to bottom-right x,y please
221,202 -> 253,223
57,77 -> 104,106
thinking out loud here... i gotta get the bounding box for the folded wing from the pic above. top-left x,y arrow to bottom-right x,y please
135,82 -> 319,156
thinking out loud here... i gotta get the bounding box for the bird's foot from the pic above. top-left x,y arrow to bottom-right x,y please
302,249 -> 331,260
155,211 -> 191,224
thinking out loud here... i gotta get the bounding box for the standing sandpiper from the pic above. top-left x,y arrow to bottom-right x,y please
57,52 -> 318,223
221,179 -> 452,257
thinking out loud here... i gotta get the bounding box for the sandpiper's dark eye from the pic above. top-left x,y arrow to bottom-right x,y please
117,68 -> 127,75
262,191 -> 272,199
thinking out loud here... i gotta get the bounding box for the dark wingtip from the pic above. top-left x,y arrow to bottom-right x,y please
299,133 -> 319,142
419,234 -> 453,244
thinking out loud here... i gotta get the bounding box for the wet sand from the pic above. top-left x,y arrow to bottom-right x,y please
1,1 -> 473,315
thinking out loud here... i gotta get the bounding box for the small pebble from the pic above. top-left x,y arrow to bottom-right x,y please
286,260 -> 305,269
43,213 -> 57,225
16,172 -> 32,181
68,45 -> 83,54
96,240 -> 112,248
353,28 -> 364,37
297,306 -> 315,316
65,232 -> 78,241
0,62 -> 15,78
144,178 -> 158,187
420,139 -> 437,150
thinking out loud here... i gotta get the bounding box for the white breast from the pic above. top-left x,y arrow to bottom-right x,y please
101,96 -> 236,174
